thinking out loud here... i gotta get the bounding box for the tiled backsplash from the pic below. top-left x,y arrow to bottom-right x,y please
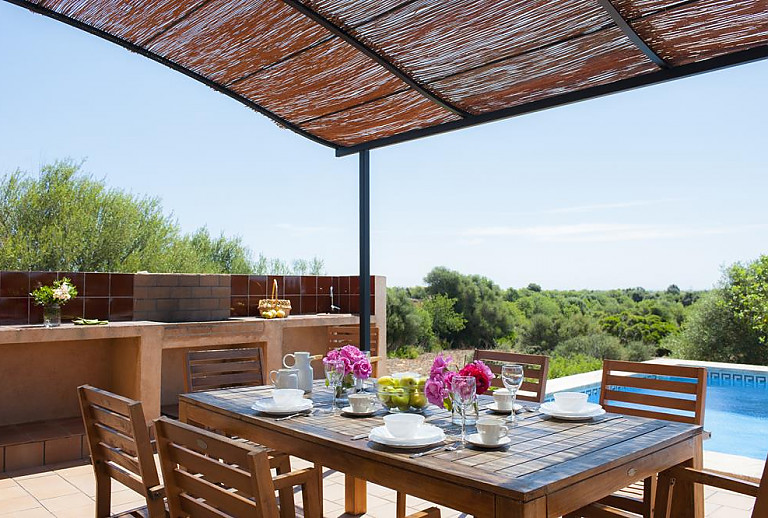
0,271 -> 376,325
0,271 -> 134,325
229,275 -> 376,317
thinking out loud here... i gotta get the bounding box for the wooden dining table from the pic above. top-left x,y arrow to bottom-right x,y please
178,383 -> 703,518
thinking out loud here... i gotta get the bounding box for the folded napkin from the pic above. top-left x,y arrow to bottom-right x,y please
72,318 -> 109,325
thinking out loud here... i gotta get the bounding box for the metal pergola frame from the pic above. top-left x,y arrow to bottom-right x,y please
6,0 -> 768,352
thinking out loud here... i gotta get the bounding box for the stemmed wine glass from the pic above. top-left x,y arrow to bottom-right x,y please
324,359 -> 345,415
451,375 -> 477,447
501,364 -> 524,425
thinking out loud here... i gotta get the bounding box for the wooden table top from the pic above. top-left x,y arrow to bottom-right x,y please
179,384 -> 702,504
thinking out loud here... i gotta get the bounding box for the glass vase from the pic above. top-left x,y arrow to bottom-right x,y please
451,398 -> 479,425
43,304 -> 61,328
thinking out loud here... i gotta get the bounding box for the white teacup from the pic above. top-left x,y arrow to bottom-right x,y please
383,413 -> 424,439
553,392 -> 588,412
348,393 -> 376,413
476,417 -> 509,445
493,388 -> 515,410
270,368 -> 299,389
272,388 -> 304,407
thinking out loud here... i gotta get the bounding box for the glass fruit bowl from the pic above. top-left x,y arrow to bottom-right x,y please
376,375 -> 428,413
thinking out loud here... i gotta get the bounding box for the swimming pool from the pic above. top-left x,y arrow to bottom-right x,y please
553,367 -> 768,460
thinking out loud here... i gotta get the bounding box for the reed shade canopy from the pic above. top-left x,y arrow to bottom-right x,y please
7,0 -> 768,156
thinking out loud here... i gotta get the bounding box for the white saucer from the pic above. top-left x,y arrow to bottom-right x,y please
540,401 -> 605,421
487,402 -> 522,414
466,433 -> 511,449
341,406 -> 377,417
251,398 -> 313,416
368,425 -> 445,449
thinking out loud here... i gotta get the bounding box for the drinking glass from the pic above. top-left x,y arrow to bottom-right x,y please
451,375 -> 476,447
501,364 -> 524,425
324,359 -> 345,414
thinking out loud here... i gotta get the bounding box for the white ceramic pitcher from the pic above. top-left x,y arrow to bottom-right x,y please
269,368 -> 299,389
283,351 -> 313,393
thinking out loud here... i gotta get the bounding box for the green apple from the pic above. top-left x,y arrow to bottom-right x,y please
391,388 -> 411,410
399,376 -> 417,389
410,391 -> 427,408
377,376 -> 396,388
378,386 -> 396,407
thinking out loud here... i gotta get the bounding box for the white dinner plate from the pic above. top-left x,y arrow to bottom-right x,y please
540,401 -> 605,421
341,406 -> 378,417
368,425 -> 445,449
487,402 -> 523,414
466,433 -> 511,449
251,398 -> 313,416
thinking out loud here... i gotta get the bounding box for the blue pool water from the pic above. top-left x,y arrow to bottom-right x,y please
574,370 -> 768,460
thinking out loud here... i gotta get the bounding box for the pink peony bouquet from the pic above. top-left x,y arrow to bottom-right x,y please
425,353 -> 494,410
323,345 -> 372,388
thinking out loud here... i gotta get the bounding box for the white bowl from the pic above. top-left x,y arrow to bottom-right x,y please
273,388 -> 305,407
383,413 -> 424,439
553,392 -> 588,412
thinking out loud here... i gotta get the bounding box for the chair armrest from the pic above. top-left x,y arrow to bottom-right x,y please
669,466 -> 760,498
271,467 -> 318,491
147,484 -> 165,500
406,507 -> 441,518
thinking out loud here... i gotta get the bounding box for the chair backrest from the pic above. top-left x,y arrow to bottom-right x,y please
600,360 -> 707,425
327,325 -> 379,356
472,350 -> 550,403
755,453 -> 768,517
154,416 -> 280,518
185,347 -> 267,393
78,385 -> 164,514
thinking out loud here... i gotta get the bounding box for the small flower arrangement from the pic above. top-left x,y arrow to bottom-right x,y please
425,353 -> 494,410
30,278 -> 78,307
323,344 -> 372,389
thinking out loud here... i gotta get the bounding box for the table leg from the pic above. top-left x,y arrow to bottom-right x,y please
345,474 -> 367,514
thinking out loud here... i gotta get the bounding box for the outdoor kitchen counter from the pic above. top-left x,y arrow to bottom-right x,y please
0,314 -> 380,426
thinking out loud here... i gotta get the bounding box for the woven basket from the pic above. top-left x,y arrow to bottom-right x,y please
258,280 -> 291,318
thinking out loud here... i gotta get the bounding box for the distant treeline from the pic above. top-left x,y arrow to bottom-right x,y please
388,258 -> 768,371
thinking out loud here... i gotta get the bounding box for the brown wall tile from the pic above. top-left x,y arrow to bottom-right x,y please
317,293 -> 331,313
60,299 -> 85,322
302,295 -> 318,314
230,296 -> 248,317
109,298 -> 133,321
300,276 -> 317,295
44,435 -> 83,465
286,296 -> 301,315
0,298 -> 28,325
110,274 -> 134,297
84,273 -> 109,297
284,276 -> 301,295
5,442 -> 43,471
84,298 -> 109,320
338,276 -> 349,295
29,272 -> 57,292
231,275 -> 248,296
349,276 -> 360,295
248,297 -> 261,317
0,272 -> 29,297
249,276 -> 267,298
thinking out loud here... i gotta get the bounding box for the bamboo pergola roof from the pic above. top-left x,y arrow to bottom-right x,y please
7,0 -> 768,155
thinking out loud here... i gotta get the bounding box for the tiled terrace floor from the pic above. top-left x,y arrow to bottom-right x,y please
0,456 -> 760,517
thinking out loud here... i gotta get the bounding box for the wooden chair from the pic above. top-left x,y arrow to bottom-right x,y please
155,416 -> 442,518
326,324 -> 382,376
154,416 -> 319,518
472,349 -> 550,403
655,448 -> 768,518
78,385 -> 166,518
185,347 -> 267,393
565,360 -> 707,518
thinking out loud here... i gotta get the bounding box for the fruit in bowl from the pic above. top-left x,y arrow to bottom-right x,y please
376,374 -> 428,413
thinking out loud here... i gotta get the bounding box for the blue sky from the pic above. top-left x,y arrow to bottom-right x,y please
1,2 -> 767,290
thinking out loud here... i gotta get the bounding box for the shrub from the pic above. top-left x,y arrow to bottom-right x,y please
548,354 -> 603,379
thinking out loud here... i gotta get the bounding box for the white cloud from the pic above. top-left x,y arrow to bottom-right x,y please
462,223 -> 768,243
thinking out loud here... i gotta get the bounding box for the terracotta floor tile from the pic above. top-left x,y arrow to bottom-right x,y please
57,473 -> 94,498
0,478 -> 21,489
16,475 -> 78,500
706,489 -> 756,510
0,495 -> 41,514
3,507 -> 54,517
38,493 -> 93,514
48,504 -> 93,518
0,483 -> 29,501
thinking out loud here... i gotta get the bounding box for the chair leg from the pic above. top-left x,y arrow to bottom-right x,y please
643,476 -> 655,518
396,491 -> 407,518
94,461 -> 112,518
272,454 -> 296,518
301,467 -> 323,518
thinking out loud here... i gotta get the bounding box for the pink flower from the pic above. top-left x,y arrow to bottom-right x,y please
458,361 -> 494,395
430,353 -> 453,378
352,359 -> 372,379
424,378 -> 447,407
443,371 -> 456,392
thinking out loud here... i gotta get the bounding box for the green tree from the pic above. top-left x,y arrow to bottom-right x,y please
385,288 -> 433,349
422,294 -> 466,342
0,161 -> 324,274
723,255 -> 768,343
424,267 -> 516,348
